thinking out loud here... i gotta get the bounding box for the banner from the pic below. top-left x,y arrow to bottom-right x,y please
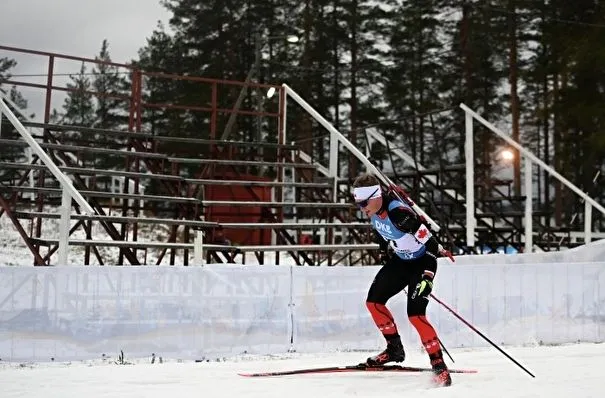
0,265 -> 292,361
0,261 -> 603,362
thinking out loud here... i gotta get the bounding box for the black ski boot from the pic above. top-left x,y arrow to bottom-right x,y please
366,335 -> 405,366
431,356 -> 452,387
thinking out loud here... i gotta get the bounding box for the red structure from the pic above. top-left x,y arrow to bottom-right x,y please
0,44 -> 292,264
204,172 -> 273,245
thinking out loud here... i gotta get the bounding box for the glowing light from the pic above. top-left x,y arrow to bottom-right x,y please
501,149 -> 515,161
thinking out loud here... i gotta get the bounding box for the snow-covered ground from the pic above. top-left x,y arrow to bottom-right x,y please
0,343 -> 603,398
0,205 -> 165,266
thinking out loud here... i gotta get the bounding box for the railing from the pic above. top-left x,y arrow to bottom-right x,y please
0,96 -> 95,265
0,44 -> 282,136
280,84 -> 442,232
460,103 -> 605,252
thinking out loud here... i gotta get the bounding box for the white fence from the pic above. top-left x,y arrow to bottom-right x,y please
0,241 -> 604,362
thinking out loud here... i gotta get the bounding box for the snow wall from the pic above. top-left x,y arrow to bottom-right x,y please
0,240 -> 604,362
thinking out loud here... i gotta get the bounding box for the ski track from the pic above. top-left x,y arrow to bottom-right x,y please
1,343 -> 604,398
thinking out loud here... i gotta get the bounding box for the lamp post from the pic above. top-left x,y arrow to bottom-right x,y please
254,31 -> 262,146
254,33 -> 299,147
221,33 -> 299,143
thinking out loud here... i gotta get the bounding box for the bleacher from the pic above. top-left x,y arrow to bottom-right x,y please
1,44 -> 602,266
361,137 -> 596,254
0,118 -> 375,266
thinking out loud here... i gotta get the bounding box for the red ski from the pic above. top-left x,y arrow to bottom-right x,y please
238,364 -> 478,377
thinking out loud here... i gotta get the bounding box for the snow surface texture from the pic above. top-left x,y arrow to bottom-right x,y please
0,343 -> 603,398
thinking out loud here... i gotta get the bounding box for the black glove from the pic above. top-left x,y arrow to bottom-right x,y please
379,251 -> 391,265
411,274 -> 433,300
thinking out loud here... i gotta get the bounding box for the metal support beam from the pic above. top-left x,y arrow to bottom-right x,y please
58,188 -> 72,265
465,111 -> 475,247
0,98 -> 94,214
524,157 -> 533,253
329,131 -> 339,202
194,230 -> 204,266
585,200 -> 592,244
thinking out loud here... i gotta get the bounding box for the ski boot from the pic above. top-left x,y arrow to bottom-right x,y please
431,358 -> 452,387
366,335 -> 405,366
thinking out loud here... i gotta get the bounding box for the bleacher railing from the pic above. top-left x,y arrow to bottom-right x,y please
460,103 -> 605,251
0,96 -> 95,265
280,84 -> 442,232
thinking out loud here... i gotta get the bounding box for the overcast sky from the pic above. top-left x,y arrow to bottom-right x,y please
0,0 -> 172,120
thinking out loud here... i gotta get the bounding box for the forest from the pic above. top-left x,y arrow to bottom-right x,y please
1,0 -> 605,226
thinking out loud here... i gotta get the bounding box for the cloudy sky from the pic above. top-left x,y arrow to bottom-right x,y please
1,0 -> 172,119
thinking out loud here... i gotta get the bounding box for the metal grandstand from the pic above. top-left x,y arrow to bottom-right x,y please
0,44 -> 603,266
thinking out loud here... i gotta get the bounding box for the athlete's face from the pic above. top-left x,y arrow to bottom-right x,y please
356,194 -> 382,218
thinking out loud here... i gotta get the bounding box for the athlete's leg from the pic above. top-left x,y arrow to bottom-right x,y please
407,254 -> 452,386
365,258 -> 408,365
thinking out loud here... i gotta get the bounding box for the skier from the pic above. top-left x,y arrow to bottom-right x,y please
352,172 -> 454,387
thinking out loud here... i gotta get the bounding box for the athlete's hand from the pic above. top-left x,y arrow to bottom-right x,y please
412,275 -> 433,300
439,247 -> 455,262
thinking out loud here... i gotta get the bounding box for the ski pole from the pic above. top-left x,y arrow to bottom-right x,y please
390,183 -> 533,376
437,337 -> 454,364
429,293 -> 536,378
403,287 -> 455,363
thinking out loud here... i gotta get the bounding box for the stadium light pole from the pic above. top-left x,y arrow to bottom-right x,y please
255,33 -> 299,146
222,32 -> 299,142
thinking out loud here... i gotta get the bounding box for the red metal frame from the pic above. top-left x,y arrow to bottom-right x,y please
0,44 -> 284,265
0,45 -> 280,139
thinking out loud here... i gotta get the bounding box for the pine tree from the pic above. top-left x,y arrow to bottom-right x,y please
93,40 -> 127,131
383,0 -> 446,173
162,0 -> 252,146
341,0 -> 393,178
0,86 -> 30,166
550,0 -> 605,227
138,0 -> 258,175
63,63 -> 96,126
61,63 -> 96,166
0,58 -> 31,172
302,0 -> 349,168
439,1 -> 508,189
0,57 -> 17,81
137,24 -> 190,154
520,0 -> 556,217
506,0 -> 522,196
249,0 -> 305,168
0,57 -> 19,125
92,39 -> 129,169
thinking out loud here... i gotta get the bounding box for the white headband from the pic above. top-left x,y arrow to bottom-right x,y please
353,185 -> 381,201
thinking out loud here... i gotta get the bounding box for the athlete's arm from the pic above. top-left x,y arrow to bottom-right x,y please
388,206 -> 440,259
388,206 -> 419,233
373,229 -> 389,251
372,229 -> 392,264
